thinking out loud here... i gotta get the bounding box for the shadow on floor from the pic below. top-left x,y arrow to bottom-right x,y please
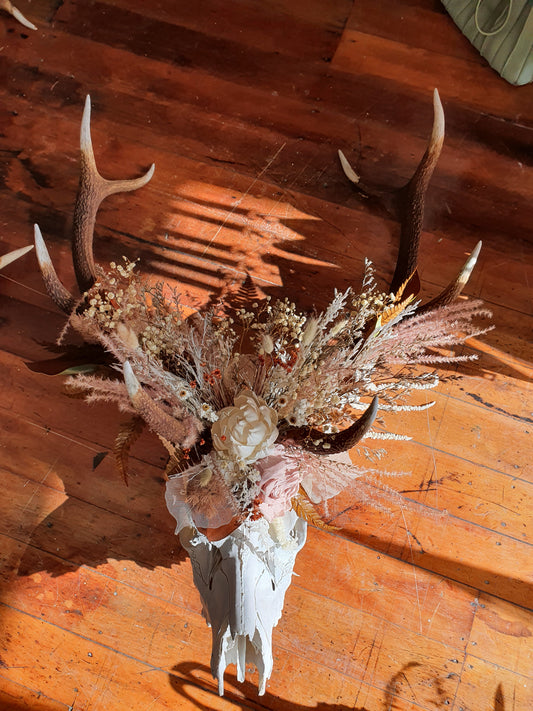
167,661 -> 510,711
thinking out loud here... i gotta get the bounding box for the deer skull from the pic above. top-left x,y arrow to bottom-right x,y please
32,91 -> 487,697
166,481 -> 306,695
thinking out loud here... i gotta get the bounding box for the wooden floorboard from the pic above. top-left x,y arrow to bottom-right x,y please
0,1 -> 532,709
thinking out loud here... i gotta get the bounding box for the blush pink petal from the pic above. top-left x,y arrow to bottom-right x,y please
256,445 -> 301,522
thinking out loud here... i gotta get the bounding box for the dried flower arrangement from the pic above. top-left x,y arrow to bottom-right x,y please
33,91 -> 491,695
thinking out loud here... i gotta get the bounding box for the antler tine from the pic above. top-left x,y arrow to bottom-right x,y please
0,243 -> 33,270
338,148 -> 361,187
417,240 -> 482,314
73,95 -> 155,293
0,0 -> 37,30
123,361 -> 201,450
34,224 -> 76,313
283,395 -> 378,455
338,90 -> 445,295
340,91 -> 481,314
390,88 -> 445,294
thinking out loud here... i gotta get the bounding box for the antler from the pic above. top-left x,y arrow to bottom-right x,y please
0,243 -> 33,270
339,89 -> 481,307
34,99 -> 207,454
390,88 -> 445,294
34,225 -> 76,312
281,395 -> 378,455
35,95 -> 155,311
300,89 -> 482,456
418,240 -> 482,314
0,0 -> 36,30
74,96 -> 155,293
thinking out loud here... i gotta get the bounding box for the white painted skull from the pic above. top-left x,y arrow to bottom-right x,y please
165,481 -> 306,695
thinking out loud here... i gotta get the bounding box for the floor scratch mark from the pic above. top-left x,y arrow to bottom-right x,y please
200,142 -> 288,257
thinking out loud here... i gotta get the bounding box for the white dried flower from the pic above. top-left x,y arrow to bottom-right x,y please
201,403 -> 218,422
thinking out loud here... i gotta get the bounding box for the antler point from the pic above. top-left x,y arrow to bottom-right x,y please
338,149 -> 360,185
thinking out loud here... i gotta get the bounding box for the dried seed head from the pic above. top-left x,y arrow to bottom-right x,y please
301,317 -> 318,346
116,322 -> 139,350
261,333 -> 274,354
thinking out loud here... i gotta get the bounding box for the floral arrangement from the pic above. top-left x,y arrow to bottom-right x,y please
32,91 -> 492,694
59,256 -> 490,536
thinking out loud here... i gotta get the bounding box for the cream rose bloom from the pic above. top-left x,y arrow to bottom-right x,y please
212,389 -> 278,466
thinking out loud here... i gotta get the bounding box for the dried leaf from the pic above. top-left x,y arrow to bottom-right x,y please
394,273 -> 412,303
158,435 -> 189,479
292,489 -> 339,532
398,269 -> 420,301
378,272 -> 419,326
114,416 -> 145,485
59,364 -> 102,375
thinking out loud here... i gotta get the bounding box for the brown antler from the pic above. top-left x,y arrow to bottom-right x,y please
0,0 -> 36,30
281,395 -> 378,455
339,89 -> 480,307
35,96 -> 155,311
34,225 -> 76,312
73,96 -> 155,293
301,89 -> 481,456
390,88 -> 445,294
418,240 -> 482,314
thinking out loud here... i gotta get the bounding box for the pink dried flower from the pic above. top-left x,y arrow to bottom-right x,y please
256,444 -> 302,522
185,464 -> 237,530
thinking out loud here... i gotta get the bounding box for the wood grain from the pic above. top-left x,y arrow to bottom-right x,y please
0,0 -> 531,709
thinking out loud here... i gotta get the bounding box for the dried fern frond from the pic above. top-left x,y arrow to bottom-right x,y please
380,292 -> 415,326
114,416 -> 145,484
158,436 -> 191,479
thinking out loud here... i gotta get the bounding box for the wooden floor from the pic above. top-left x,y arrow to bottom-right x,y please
1,1 -> 532,709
